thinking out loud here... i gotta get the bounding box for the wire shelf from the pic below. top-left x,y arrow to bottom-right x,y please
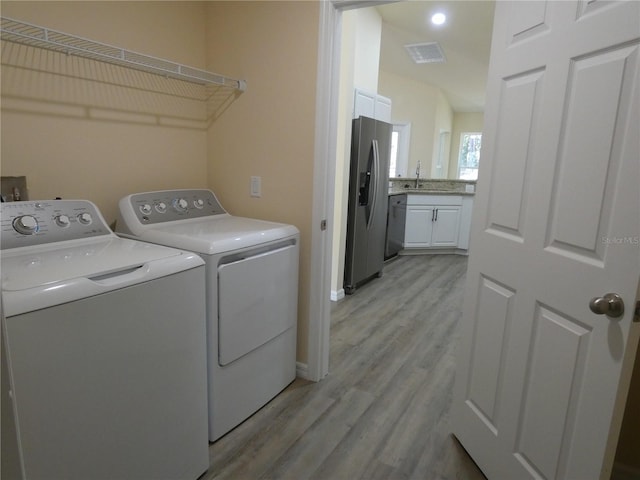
0,16 -> 247,92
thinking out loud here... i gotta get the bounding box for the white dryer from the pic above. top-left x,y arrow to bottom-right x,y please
116,189 -> 300,441
1,200 -> 209,480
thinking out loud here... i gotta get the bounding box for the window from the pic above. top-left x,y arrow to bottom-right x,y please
389,123 -> 411,178
433,130 -> 450,179
457,132 -> 482,180
389,131 -> 399,177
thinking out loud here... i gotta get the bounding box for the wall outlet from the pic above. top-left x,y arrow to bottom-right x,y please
250,176 -> 261,198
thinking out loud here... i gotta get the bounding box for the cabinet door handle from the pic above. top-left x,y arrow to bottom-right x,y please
431,209 -> 435,222
434,208 -> 438,221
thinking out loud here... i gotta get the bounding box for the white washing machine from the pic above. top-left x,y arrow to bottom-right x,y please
1,200 -> 209,480
116,189 -> 299,441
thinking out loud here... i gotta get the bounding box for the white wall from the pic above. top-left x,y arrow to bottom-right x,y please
0,1 -> 209,224
204,1 -> 320,364
378,70 -> 453,180
352,8 -> 382,93
431,91 -> 454,178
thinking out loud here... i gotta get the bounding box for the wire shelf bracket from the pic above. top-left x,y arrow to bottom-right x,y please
0,16 -> 247,92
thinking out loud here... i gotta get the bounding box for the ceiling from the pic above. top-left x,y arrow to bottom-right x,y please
375,1 -> 495,112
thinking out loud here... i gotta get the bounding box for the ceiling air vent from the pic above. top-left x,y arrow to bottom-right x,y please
404,42 -> 446,64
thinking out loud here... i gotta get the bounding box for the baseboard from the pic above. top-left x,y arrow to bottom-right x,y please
399,248 -> 468,256
612,461 -> 640,480
331,289 -> 345,302
296,361 -> 309,380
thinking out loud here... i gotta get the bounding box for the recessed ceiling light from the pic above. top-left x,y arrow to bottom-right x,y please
431,12 -> 446,26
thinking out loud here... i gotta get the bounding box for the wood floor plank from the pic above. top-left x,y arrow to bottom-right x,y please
205,254 -> 487,480
202,382 -> 335,480
259,387 -> 375,480
309,367 -> 432,480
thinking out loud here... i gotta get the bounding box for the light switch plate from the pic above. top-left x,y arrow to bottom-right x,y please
250,176 -> 261,198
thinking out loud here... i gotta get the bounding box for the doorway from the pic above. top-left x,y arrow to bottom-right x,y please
310,1 -> 494,380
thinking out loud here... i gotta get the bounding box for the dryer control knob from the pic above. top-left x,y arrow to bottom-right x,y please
194,199 -> 204,209
13,215 -> 39,235
139,204 -> 152,215
55,214 -> 71,227
77,212 -> 93,225
173,198 -> 188,212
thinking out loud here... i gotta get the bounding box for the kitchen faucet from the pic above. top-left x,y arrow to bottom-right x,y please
415,161 -> 421,188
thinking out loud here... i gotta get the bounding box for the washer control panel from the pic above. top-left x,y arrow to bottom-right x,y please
125,189 -> 226,225
1,200 -> 111,249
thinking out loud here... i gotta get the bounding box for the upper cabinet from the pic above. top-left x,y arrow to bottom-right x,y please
353,88 -> 391,122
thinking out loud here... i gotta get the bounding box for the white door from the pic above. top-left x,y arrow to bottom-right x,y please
452,2 -> 640,479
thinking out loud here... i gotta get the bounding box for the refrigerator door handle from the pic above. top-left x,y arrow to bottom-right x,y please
368,139 -> 380,230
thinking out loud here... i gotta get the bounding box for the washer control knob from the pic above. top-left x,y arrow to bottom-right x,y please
55,214 -> 71,227
194,199 -> 204,209
13,215 -> 39,235
173,198 -> 188,212
139,204 -> 152,215
155,202 -> 167,213
77,212 -> 93,225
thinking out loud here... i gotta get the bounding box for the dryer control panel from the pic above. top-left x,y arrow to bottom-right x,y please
1,200 -> 112,249
120,189 -> 227,226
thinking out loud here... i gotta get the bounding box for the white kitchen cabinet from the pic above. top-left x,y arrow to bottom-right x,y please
354,89 -> 392,122
404,206 -> 435,247
431,206 -> 461,247
403,195 -> 473,251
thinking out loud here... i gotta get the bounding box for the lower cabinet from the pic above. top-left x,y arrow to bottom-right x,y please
403,195 -> 473,251
405,205 -> 461,247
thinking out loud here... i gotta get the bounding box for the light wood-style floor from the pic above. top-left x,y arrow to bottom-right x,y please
204,254 -> 487,480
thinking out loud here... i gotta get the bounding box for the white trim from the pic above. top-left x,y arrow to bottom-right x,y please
296,361 -> 309,380
307,0 -> 342,382
392,122 -> 411,178
330,289 -> 345,302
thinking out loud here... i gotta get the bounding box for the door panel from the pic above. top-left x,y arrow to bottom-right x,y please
514,305 -> 591,479
486,70 -> 542,240
548,44 -> 639,259
453,2 -> 640,479
508,1 -> 549,43
467,276 -> 514,432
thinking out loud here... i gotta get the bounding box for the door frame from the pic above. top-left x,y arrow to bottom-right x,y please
306,0 -> 338,381
308,0 -> 392,381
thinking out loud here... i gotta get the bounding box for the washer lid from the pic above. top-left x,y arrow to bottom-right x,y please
1,237 -> 204,317
128,216 -> 300,255
1,237 -> 198,291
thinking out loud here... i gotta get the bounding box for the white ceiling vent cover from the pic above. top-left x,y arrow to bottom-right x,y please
404,42 -> 446,64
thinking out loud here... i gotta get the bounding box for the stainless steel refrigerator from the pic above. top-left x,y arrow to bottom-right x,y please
344,115 -> 392,295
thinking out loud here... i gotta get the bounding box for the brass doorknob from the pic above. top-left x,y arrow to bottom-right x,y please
589,293 -> 625,318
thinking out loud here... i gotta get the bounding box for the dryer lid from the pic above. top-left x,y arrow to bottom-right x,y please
127,216 -> 299,255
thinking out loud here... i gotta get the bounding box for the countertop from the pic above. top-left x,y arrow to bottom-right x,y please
389,188 -> 475,196
388,178 -> 476,196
